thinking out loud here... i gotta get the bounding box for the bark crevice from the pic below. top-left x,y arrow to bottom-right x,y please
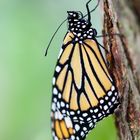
103,0 -> 140,139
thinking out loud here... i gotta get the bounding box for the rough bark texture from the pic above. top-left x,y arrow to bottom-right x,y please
103,0 -> 140,140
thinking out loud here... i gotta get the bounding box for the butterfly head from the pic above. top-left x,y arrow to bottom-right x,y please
67,11 -> 89,33
67,11 -> 80,20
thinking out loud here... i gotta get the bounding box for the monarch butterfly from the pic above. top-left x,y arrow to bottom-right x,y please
49,0 -> 119,139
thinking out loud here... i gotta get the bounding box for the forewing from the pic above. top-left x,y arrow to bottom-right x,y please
51,34 -> 119,140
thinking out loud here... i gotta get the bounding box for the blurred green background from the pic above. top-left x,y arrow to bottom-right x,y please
0,0 -> 118,140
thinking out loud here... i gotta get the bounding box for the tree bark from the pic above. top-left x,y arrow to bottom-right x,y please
103,0 -> 140,140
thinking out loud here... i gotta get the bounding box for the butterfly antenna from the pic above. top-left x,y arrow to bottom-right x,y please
83,0 -> 100,18
45,0 -> 100,56
86,0 -> 92,24
45,18 -> 67,56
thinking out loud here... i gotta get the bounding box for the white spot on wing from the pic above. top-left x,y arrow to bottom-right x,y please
98,113 -> 102,117
71,135 -> 75,140
115,92 -> 118,96
52,103 -> 56,111
53,98 -> 57,102
89,122 -> 94,128
54,110 -> 63,120
54,136 -> 58,140
75,124 -> 80,131
83,127 -> 87,131
70,111 -> 75,115
58,110 -> 63,120
52,77 -> 56,85
77,33 -> 81,37
105,96 -> 109,100
104,105 -> 108,110
94,108 -> 99,113
112,97 -> 116,102
58,48 -> 63,58
108,91 -> 112,96
108,102 -> 112,106
111,86 -> 115,91
61,101 -> 65,107
58,93 -> 61,99
80,131 -> 84,136
62,109 -> 66,114
57,102 -> 61,109
100,99 -> 104,104
82,113 -> 88,117
53,87 -> 58,95
82,25 -> 86,28
56,66 -> 61,73
64,116 -> 73,128
87,117 -> 91,121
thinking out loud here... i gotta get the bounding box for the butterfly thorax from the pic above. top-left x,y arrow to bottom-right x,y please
67,11 -> 97,44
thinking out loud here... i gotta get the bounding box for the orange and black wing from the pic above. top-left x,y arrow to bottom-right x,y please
51,32 -> 119,140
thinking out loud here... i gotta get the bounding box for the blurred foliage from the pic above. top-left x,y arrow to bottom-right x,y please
0,0 -> 118,140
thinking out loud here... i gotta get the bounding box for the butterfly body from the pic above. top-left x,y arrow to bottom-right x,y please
67,11 -> 96,44
50,5 -> 119,140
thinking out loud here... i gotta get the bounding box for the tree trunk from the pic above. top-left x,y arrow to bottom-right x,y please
103,0 -> 140,139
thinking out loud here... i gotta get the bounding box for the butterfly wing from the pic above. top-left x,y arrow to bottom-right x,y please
51,32 -> 119,140
82,39 -> 119,115
51,32 -> 77,140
